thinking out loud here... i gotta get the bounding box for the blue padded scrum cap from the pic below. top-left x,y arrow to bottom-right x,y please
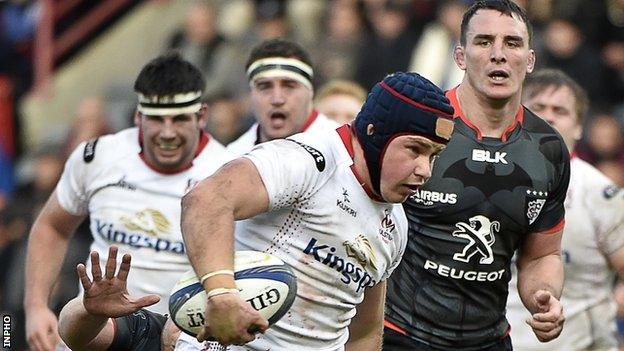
353,72 -> 455,196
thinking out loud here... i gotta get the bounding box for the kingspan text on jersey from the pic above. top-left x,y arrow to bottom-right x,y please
304,238 -> 376,292
94,219 -> 185,253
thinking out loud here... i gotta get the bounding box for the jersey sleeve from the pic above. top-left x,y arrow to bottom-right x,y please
594,185 -> 624,256
243,139 -> 328,211
531,142 -> 571,233
107,309 -> 166,351
55,140 -> 94,215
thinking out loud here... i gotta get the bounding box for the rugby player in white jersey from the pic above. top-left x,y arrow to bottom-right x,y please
24,53 -> 233,351
226,39 -> 339,156
506,69 -> 624,351
55,39 -> 341,351
179,71 -> 456,350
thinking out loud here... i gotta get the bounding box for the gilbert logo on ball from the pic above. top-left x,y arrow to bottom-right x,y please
169,251 -> 298,337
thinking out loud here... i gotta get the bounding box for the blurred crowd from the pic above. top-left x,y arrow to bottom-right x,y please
0,0 -> 623,349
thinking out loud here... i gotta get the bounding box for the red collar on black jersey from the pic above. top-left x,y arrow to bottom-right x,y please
337,124 -> 385,202
446,86 -> 524,142
254,109 -> 320,145
138,129 -> 210,174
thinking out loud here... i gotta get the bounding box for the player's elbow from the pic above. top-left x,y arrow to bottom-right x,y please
57,301 -> 86,350
181,180 -> 209,216
182,176 -> 229,213
58,328 -> 81,351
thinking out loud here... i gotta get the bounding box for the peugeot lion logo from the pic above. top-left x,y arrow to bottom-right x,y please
452,215 -> 499,265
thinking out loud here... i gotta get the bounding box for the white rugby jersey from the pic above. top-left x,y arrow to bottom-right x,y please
56,127 -> 233,314
507,157 -> 624,351
226,110 -> 339,156
176,125 -> 407,351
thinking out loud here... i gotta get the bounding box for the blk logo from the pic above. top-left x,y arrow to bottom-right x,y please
472,149 -> 508,164
452,215 -> 499,265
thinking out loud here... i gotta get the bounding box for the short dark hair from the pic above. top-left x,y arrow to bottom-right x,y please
245,39 -> 312,70
460,0 -> 532,46
134,52 -> 205,96
523,69 -> 589,122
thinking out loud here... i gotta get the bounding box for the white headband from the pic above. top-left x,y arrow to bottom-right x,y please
137,91 -> 203,116
247,57 -> 313,90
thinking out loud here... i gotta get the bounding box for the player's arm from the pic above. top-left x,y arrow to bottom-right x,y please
606,220 -> 624,278
181,158 -> 270,284
601,197 -> 624,277
346,281 -> 386,351
181,158 -> 270,345
59,303 -> 168,351
58,246 -> 160,351
516,228 -> 565,342
610,247 -> 624,278
160,317 -> 181,351
58,297 -> 114,351
24,191 -> 86,351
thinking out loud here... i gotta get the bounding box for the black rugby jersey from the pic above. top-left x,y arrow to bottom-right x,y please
385,87 -> 570,350
108,309 -> 166,351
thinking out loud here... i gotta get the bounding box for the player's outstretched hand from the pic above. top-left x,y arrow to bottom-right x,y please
197,292 -> 269,346
525,290 -> 565,342
77,246 -> 160,318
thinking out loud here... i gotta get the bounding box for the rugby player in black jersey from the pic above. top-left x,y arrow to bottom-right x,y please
384,1 -> 570,350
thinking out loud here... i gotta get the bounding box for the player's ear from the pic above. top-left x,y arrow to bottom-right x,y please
197,103 -> 208,129
134,111 -> 141,126
526,49 -> 536,74
574,122 -> 583,142
454,46 -> 466,70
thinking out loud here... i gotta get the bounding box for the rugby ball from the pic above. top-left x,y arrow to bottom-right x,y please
169,251 -> 297,337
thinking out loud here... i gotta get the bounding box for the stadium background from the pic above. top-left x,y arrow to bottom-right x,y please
0,0 -> 623,349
